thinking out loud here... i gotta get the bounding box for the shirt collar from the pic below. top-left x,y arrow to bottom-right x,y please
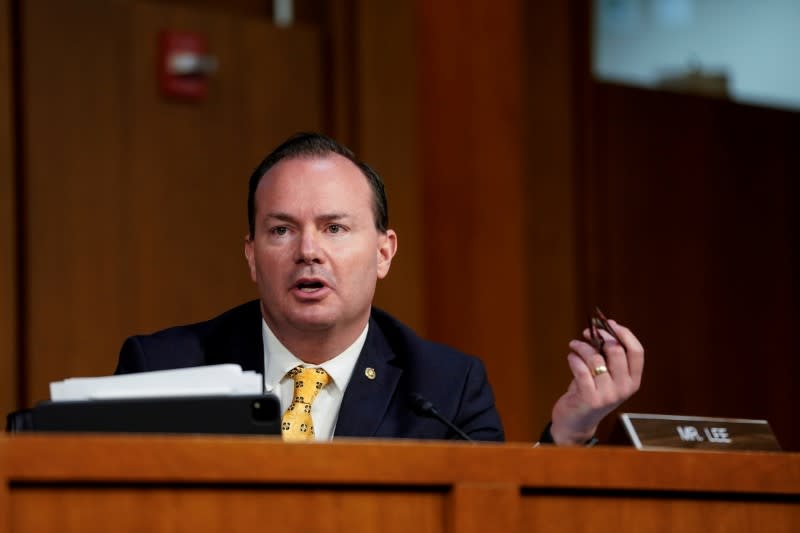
262,319 -> 368,392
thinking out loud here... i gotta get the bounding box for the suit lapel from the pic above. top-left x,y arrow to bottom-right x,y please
334,317 -> 401,438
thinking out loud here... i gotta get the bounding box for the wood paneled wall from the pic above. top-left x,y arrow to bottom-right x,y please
416,0 -> 538,441
415,1 -> 800,449
582,84 -> 800,450
522,3 -> 585,442
0,0 -> 18,419
357,2 -> 424,333
19,0 -> 322,401
22,0 -> 136,402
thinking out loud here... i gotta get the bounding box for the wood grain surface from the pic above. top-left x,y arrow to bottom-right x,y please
0,0 -> 18,426
1,435 -> 798,533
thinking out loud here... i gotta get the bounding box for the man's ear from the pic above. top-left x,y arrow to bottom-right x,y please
244,234 -> 257,283
377,229 -> 398,279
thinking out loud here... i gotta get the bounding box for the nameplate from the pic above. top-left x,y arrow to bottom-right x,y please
619,413 -> 782,451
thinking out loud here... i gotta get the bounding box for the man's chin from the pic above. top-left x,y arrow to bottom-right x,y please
283,308 -> 341,332
261,300 -> 369,336
287,316 -> 337,332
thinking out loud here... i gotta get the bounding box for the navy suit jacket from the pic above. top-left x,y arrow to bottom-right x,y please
115,300 -> 505,441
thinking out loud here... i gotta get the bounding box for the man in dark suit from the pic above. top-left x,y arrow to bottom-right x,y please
116,132 -> 644,443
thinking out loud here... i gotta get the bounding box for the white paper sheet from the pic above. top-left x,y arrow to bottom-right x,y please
49,364 -> 263,401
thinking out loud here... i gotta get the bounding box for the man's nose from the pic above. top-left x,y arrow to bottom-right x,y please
295,229 -> 322,264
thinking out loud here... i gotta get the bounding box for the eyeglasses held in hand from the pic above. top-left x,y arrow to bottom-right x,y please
588,306 -> 623,358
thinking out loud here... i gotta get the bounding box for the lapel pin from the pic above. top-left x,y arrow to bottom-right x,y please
365,367 -> 376,380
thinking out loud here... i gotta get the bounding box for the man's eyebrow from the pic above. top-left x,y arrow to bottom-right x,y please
262,212 -> 297,224
261,213 -> 351,224
316,213 -> 350,223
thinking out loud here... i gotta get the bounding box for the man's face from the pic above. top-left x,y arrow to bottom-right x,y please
244,154 -> 397,341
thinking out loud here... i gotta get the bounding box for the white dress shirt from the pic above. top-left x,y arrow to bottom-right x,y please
261,319 -> 367,441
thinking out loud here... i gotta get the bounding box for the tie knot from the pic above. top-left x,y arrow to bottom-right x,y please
287,366 -> 330,405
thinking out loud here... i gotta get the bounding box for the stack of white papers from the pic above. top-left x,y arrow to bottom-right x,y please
50,364 -> 263,401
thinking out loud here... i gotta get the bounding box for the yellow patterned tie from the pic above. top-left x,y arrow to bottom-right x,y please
281,366 -> 330,441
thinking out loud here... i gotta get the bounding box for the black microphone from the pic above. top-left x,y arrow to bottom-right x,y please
409,393 -> 474,443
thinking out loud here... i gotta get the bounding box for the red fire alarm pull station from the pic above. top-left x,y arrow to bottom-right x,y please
158,30 -> 217,101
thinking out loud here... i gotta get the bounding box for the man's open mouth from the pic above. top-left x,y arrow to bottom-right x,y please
296,280 -> 325,292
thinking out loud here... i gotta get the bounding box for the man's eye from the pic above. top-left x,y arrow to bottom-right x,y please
328,224 -> 342,234
271,226 -> 289,236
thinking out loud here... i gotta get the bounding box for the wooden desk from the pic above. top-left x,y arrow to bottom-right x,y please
1,435 -> 798,532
